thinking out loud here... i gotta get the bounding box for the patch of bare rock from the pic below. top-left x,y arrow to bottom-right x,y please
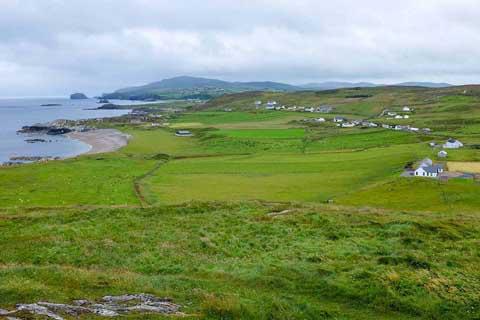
0,294 -> 182,319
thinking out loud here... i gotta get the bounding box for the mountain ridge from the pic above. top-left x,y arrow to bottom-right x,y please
103,76 -> 453,100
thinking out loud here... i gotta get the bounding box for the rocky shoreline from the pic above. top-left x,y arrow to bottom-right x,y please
1,117 -> 130,166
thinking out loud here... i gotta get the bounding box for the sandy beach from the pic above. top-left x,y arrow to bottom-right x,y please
67,129 -> 130,155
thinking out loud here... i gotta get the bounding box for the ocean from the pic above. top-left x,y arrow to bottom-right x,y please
0,98 -> 142,164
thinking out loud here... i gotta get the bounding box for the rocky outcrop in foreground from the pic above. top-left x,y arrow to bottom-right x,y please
0,294 -> 181,319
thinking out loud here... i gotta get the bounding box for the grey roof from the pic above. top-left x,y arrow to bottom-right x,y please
422,164 -> 444,174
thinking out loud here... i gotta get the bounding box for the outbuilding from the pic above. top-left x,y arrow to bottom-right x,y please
438,150 -> 448,158
175,130 -> 193,137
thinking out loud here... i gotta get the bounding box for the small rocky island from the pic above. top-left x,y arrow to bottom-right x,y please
70,92 -> 88,100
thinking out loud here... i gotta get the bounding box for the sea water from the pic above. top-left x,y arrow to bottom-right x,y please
0,98 -> 142,163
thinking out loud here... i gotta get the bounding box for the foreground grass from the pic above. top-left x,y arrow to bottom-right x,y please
0,202 -> 479,319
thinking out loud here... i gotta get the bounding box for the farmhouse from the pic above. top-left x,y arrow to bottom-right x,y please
403,106 -> 412,112
315,118 -> 326,122
341,122 -> 356,128
414,159 -> 444,178
333,117 -> 346,123
443,138 -> 463,149
175,130 -> 193,137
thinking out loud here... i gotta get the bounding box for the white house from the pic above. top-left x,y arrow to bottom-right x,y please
315,118 -> 326,123
403,115 -> 410,119
415,165 -> 444,178
387,112 -> 397,117
254,100 -> 262,106
443,138 -> 463,149
333,117 -> 346,123
341,122 -> 356,128
415,160 -> 444,178
395,115 -> 403,119
403,106 -> 412,112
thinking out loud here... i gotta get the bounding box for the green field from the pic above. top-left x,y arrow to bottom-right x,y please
1,85 -> 480,319
2,202 -> 479,319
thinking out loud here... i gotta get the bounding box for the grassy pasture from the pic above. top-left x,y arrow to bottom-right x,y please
1,202 -> 479,319
142,144 -> 421,205
339,178 -> 480,213
0,154 -> 154,208
307,129 -> 425,152
212,128 -> 306,139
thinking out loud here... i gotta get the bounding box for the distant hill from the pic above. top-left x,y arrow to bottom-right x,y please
103,76 -> 299,100
301,81 -> 452,90
301,81 -> 378,90
393,82 -> 452,88
103,76 -> 453,100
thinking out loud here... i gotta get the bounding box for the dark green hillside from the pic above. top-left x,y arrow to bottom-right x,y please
103,76 -> 298,100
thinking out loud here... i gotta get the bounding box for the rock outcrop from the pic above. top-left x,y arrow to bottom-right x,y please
70,93 -> 88,100
0,294 -> 181,319
17,125 -> 72,135
97,103 -> 121,110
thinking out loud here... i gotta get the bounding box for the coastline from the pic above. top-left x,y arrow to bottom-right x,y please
67,129 -> 131,156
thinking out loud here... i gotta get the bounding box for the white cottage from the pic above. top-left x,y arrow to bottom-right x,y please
415,163 -> 444,178
443,139 -> 463,149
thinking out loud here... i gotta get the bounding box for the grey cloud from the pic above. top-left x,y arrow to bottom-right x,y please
0,0 -> 479,96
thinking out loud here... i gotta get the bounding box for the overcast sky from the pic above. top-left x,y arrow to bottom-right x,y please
1,0 -> 480,97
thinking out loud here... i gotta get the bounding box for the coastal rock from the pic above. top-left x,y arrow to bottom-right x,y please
97,99 -> 110,104
41,103 -> 62,107
25,138 -> 49,143
97,103 -> 121,110
70,93 -> 88,100
18,124 -> 50,133
18,124 -> 72,135
47,127 -> 72,135
9,156 -> 57,162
